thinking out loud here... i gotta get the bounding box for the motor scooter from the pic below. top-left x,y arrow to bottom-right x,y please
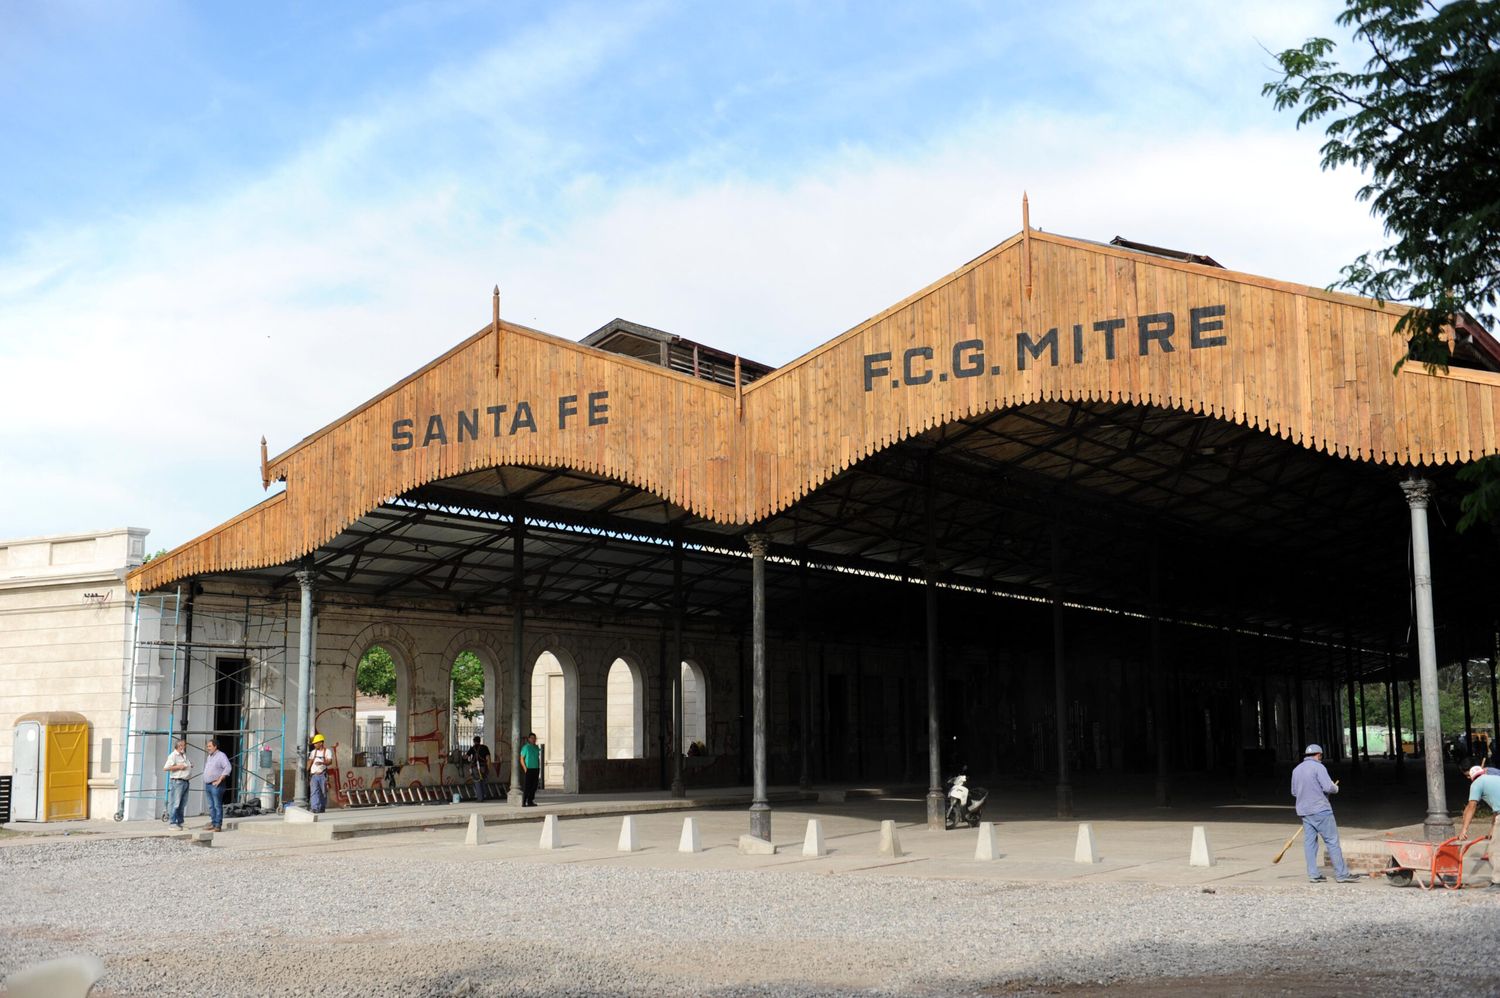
944,770 -> 988,829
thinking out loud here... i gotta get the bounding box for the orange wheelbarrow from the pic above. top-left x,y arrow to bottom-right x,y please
1372,836 -> 1488,889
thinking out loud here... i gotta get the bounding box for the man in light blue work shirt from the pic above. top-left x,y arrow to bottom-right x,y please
1458,765 -> 1500,890
202,737 -> 233,832
1291,744 -> 1360,883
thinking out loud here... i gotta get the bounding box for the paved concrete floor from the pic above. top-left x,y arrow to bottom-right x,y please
7,759 -> 1490,891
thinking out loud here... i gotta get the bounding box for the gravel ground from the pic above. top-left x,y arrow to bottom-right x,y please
1,837 -> 1497,997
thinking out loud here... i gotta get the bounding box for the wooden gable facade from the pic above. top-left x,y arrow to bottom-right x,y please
127,229 -> 1500,594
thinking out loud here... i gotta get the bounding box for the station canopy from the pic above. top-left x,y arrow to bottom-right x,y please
129,230 -> 1500,672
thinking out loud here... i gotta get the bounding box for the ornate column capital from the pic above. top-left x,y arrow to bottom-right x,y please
1400,477 -> 1434,510
294,568 -> 316,591
745,532 -> 770,558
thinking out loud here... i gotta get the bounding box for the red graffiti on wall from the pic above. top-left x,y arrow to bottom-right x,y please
407,706 -> 450,785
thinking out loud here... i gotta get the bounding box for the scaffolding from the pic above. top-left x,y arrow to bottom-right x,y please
116,589 -> 290,821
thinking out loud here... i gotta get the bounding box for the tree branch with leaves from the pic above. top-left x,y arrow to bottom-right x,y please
1265,0 -> 1500,528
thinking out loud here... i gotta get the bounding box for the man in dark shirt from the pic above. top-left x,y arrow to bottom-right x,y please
465,735 -> 491,801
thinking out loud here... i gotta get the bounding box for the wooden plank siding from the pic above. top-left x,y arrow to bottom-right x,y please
127,230 -> 1500,593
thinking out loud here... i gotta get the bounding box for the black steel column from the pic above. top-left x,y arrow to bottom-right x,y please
1259,643 -> 1271,751
1151,541 -> 1169,807
923,469 -> 944,830
1229,621 -> 1246,797
1362,666 -> 1374,759
736,631 -> 748,785
1408,677 -> 1418,759
1292,629 -> 1305,751
670,537 -> 685,798
1381,644 -> 1395,758
1052,523 -> 1073,818
925,564 -> 943,828
1461,643 -> 1474,754
509,514 -> 526,799
854,640 -> 865,780
1489,630 -> 1499,758
747,532 -> 771,841
798,554 -> 812,791
658,631 -> 669,789
1391,656 -> 1405,769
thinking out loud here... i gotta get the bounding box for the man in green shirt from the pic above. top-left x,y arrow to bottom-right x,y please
519,732 -> 541,807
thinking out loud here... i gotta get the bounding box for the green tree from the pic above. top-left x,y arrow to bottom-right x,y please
1264,1 -> 1500,528
451,651 -> 485,719
357,645 -> 395,702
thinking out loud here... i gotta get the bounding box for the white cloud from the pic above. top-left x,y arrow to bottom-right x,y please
0,5 -> 1386,550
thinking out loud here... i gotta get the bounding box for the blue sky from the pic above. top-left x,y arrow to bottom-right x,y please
0,0 -> 1379,552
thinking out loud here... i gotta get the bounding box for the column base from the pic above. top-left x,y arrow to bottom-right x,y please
1154,776 -> 1171,808
926,789 -> 945,830
749,802 -> 771,841
1423,812 -> 1455,842
670,778 -> 685,799
1055,783 -> 1074,819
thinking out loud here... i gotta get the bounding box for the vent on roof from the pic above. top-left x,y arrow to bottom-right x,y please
1110,236 -> 1223,269
580,318 -> 774,387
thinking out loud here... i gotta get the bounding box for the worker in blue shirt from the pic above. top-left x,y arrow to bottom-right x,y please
1290,744 -> 1360,883
1458,765 -> 1500,891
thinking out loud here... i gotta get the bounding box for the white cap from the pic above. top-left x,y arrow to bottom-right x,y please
1467,765 -> 1486,780
1303,744 -> 1323,756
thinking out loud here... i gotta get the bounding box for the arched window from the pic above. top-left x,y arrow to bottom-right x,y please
681,659 -> 707,754
449,650 -> 486,752
606,657 -> 644,759
354,644 -> 398,767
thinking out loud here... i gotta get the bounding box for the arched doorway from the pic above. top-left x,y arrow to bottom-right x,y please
606,656 -> 645,759
353,643 -> 405,768
681,659 -> 708,754
529,648 -> 580,792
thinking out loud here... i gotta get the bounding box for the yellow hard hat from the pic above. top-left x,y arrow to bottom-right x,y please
312,733 -> 325,744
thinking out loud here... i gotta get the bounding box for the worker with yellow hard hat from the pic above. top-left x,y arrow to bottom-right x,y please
308,733 -> 332,813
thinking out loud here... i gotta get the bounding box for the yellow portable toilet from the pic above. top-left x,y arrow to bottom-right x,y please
11,712 -> 90,822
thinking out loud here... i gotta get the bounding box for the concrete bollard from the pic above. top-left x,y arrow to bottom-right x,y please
2,954 -> 106,998
738,834 -> 777,855
539,814 -> 561,850
1189,824 -> 1215,867
877,819 -> 903,858
465,813 -> 486,847
802,818 -> 827,857
678,816 -> 702,853
974,821 -> 1000,861
617,815 -> 640,852
1074,822 -> 1101,864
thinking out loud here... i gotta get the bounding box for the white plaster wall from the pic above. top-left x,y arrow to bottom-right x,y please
0,528 -> 149,820
681,660 -> 707,752
605,658 -> 643,759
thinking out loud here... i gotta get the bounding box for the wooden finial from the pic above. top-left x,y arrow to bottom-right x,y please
260,436 -> 270,490
493,285 -> 502,376
1022,192 -> 1033,301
